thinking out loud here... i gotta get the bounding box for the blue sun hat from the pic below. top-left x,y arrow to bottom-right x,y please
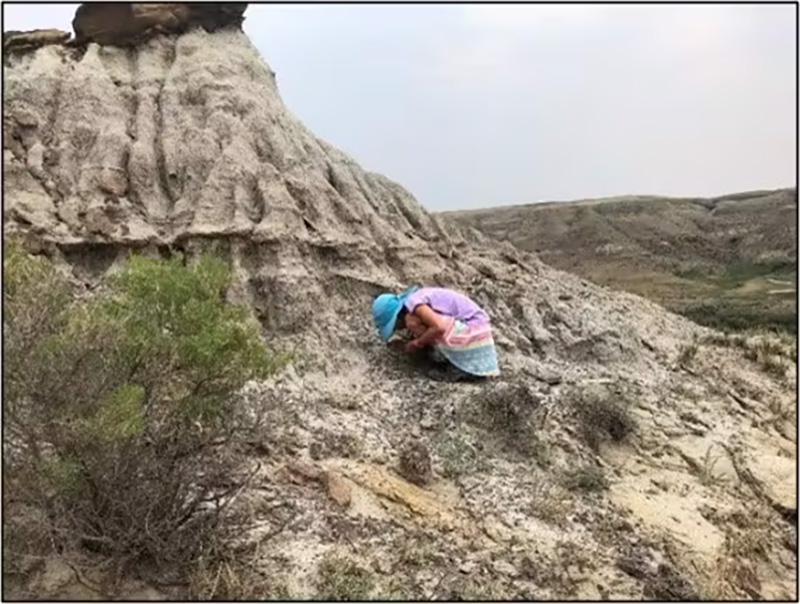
372,285 -> 420,341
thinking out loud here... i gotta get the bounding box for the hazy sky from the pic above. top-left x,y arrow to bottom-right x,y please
3,3 -> 797,210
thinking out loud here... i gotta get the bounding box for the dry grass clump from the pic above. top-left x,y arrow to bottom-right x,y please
187,535 -> 289,600
529,477 -> 573,526
678,338 -> 700,365
671,382 -> 701,401
479,382 -> 549,463
703,331 -> 794,380
766,396 -> 796,425
700,446 -> 725,486
315,553 -> 375,600
436,433 -> 487,479
752,338 -> 787,357
743,340 -> 789,379
702,332 -> 749,349
759,353 -> 788,379
567,383 -> 638,450
699,504 -> 774,599
561,464 -> 609,492
446,575 -> 512,601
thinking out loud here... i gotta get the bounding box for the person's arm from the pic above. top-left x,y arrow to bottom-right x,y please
405,305 -> 448,351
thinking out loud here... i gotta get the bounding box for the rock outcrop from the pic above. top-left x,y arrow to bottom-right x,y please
72,2 -> 247,46
3,28 -> 71,53
3,10 -> 796,601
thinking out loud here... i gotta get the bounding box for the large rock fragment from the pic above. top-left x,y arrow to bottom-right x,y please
745,453 -> 797,516
186,3 -> 249,32
72,2 -> 247,46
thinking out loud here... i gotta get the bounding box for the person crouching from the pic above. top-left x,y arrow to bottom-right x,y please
371,285 -> 500,378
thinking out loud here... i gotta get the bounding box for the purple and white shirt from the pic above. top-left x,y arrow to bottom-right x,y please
404,287 -> 490,327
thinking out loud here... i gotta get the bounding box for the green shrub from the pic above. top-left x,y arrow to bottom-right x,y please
3,242 -> 284,579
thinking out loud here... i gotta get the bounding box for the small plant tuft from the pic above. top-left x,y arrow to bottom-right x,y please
568,383 -> 638,450
479,382 -> 548,462
710,333 -> 797,380
316,554 -> 375,600
729,335 -> 748,349
436,434 -> 486,479
754,338 -> 785,357
734,336 -> 793,379
529,478 -> 573,525
188,537 -> 290,600
760,354 -> 787,379
678,338 -> 699,365
698,446 -> 723,486
672,383 -> 700,402
447,576 -> 511,601
561,464 -> 609,492
701,333 -> 731,347
766,397 -> 795,425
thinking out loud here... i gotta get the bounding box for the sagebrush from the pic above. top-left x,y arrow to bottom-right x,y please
3,241 -> 284,588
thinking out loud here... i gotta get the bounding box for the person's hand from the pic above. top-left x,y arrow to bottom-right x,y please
388,339 -> 406,351
404,340 -> 424,353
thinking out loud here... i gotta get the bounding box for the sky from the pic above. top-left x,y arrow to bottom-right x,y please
3,3 -> 797,211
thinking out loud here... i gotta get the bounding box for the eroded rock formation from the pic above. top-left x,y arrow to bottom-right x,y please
3,28 -> 71,53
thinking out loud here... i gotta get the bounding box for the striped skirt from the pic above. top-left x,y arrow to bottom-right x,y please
434,318 -> 500,377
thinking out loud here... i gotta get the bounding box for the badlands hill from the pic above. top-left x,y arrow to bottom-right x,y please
444,190 -> 798,334
3,4 -> 797,600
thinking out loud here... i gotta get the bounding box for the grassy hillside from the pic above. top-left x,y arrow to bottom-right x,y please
444,189 -> 797,333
